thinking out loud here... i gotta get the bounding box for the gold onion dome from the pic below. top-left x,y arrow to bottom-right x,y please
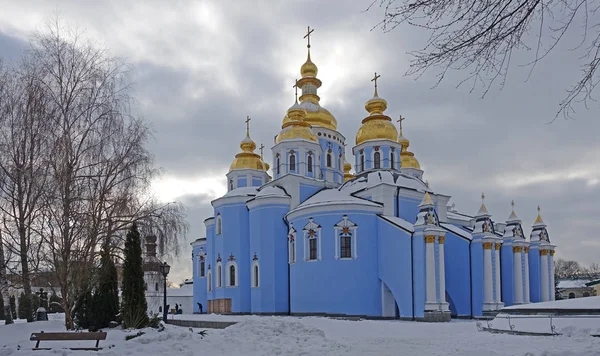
276,100 -> 318,144
343,160 -> 354,182
396,115 -> 420,169
301,50 -> 318,78
229,119 -> 269,172
355,73 -> 398,145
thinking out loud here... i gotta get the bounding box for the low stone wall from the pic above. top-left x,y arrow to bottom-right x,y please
166,319 -> 237,329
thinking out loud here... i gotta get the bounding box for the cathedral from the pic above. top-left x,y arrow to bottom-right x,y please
190,28 -> 557,321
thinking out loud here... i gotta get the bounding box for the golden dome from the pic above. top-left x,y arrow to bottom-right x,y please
301,50 -> 318,78
302,104 -> 337,131
355,85 -> 398,145
229,123 -> 269,172
343,160 -> 354,181
397,115 -> 421,169
275,102 -> 318,144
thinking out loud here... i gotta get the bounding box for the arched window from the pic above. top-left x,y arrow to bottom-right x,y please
216,214 -> 222,235
374,151 -> 381,169
290,153 -> 296,171
338,155 -> 342,171
288,226 -> 296,264
226,262 -> 238,287
568,292 -> 575,299
207,271 -> 212,292
229,180 -> 233,190
307,155 -> 313,173
326,152 -> 332,167
216,263 -> 222,288
252,263 -> 260,288
200,260 -> 205,277
360,154 -> 365,172
390,151 -> 395,169
155,282 -> 159,292
276,155 -> 280,175
335,215 -> 358,259
303,218 -> 321,261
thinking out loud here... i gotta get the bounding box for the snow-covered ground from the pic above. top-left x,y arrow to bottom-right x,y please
1,314 -> 600,355
503,296 -> 600,310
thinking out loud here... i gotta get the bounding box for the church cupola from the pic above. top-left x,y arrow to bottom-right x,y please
352,73 -> 403,174
397,115 -> 423,179
226,117 -> 270,191
343,160 -> 354,182
504,200 -> 525,239
530,206 -> 550,243
272,83 -> 322,180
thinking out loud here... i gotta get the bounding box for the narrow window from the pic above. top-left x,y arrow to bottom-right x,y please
307,155 -> 313,172
290,154 -> 296,171
229,265 -> 236,286
276,156 -> 280,175
155,282 -> 159,292
339,156 -> 342,171
200,261 -> 205,277
360,154 -> 365,172
374,152 -> 381,169
216,215 -> 222,235
327,153 -> 332,167
309,237 -> 317,260
341,234 -> 352,258
217,264 -> 222,288
390,152 -> 395,169
290,240 -> 296,263
252,264 -> 259,287
229,180 -> 233,190
208,272 -> 212,292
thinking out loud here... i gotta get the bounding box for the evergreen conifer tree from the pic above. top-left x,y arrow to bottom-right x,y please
93,239 -> 119,329
121,223 -> 148,328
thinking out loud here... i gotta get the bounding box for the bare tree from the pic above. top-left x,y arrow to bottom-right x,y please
554,259 -> 582,279
369,0 -> 600,119
0,225 -> 14,324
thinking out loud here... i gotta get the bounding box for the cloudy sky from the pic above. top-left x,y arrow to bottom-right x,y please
1,0 -> 599,283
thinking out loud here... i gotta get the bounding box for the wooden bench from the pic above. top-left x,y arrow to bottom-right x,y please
30,331 -> 107,351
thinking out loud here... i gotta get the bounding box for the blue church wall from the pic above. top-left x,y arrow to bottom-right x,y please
252,177 -> 262,186
398,197 -> 420,224
528,244 -> 541,302
237,177 -> 247,188
204,222 -> 216,302
192,243 -> 207,313
299,184 -> 322,203
212,203 -> 251,312
469,239 -> 484,317
443,232 -> 471,317
411,230 -> 425,319
377,218 -> 413,318
249,203 -> 290,313
288,211 -> 381,316
501,242 -> 515,306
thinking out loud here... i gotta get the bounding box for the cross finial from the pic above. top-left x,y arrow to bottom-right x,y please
511,200 -> 515,209
304,26 -> 314,48
371,72 -> 381,96
537,205 -> 541,213
245,116 -> 251,136
481,192 -> 485,202
397,115 -> 405,134
293,79 -> 299,102
259,144 -> 265,159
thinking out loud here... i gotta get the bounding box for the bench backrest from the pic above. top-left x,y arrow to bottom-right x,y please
30,332 -> 107,341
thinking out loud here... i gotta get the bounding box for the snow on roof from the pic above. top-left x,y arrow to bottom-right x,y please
256,186 -> 289,198
222,186 -> 258,198
447,211 -> 473,220
440,223 -> 472,240
340,170 -> 430,195
295,187 -> 381,210
167,283 -> 194,297
379,215 -> 414,233
557,279 -> 591,289
503,296 -> 600,310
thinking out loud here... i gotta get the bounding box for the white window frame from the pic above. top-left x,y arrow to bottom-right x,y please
226,261 -> 239,287
288,225 -> 297,264
251,261 -> 260,288
216,214 -> 222,235
303,218 -> 322,262
216,262 -> 223,288
334,215 -> 358,260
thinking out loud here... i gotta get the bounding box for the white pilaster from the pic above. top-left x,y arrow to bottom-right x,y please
549,249 -> 556,301
524,246 -> 530,303
425,235 -> 437,308
540,249 -> 550,302
437,235 -> 449,311
483,240 -> 494,310
494,243 -> 503,309
512,245 -> 523,304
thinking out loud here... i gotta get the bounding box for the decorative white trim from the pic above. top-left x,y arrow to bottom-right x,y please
216,214 -> 222,235
303,218 -> 322,261
207,270 -> 212,292
334,215 -> 358,260
226,261 -> 239,288
216,262 -> 223,288
251,261 -> 260,288
288,224 -> 297,264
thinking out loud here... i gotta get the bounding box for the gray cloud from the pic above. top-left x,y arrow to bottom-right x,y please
1,0 -> 598,282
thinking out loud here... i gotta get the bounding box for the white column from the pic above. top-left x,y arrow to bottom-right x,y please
495,243 -> 502,308
549,250 -> 556,301
438,236 -> 446,303
524,246 -> 530,303
540,249 -> 550,301
425,235 -> 437,307
483,241 -> 494,310
513,246 -> 523,304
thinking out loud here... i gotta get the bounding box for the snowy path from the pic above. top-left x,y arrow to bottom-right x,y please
1,315 -> 599,355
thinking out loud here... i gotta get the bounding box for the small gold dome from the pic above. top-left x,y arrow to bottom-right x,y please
275,102 -> 318,144
355,79 -> 398,145
229,126 -> 268,172
301,50 -> 318,78
344,161 -> 354,182
400,149 -> 421,169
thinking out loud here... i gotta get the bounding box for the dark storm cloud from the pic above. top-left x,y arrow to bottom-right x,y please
0,0 -> 598,281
